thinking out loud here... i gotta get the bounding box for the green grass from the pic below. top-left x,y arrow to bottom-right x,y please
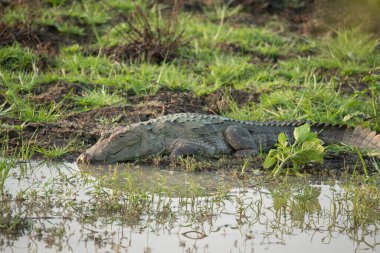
1,2 -> 380,251
1,6 -> 30,25
32,143 -> 74,159
325,29 -> 379,64
10,99 -> 65,122
0,159 -> 12,194
226,76 -> 373,127
0,140 -> 15,194
57,49 -> 117,76
0,45 -> 39,72
74,86 -> 124,109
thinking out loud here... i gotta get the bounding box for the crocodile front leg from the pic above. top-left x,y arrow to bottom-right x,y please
224,125 -> 259,157
169,139 -> 209,157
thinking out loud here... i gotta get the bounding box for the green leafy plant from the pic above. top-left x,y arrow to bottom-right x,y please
263,124 -> 325,176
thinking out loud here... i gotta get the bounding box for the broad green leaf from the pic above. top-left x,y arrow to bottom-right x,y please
297,141 -> 325,163
263,154 -> 277,169
293,124 -> 311,142
278,132 -> 287,146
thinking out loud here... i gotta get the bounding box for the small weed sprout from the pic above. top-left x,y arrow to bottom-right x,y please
263,124 -> 325,176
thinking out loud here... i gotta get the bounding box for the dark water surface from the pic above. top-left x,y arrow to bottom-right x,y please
1,162 -> 379,253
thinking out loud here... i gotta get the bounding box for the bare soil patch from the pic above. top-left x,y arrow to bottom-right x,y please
29,82 -> 84,106
204,87 -> 260,114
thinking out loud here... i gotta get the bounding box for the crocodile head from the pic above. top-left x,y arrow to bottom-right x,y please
77,125 -> 155,164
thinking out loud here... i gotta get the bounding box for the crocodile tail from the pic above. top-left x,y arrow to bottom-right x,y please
341,126 -> 380,152
316,125 -> 380,153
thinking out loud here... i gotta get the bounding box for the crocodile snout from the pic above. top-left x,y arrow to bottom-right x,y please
76,152 -> 93,164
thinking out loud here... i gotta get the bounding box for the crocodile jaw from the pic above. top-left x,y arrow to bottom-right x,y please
77,126 -> 148,164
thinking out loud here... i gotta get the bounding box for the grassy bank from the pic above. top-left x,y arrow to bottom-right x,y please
0,0 -> 379,166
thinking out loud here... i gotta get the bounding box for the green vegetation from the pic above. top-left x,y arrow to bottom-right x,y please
74,86 -> 124,110
0,158 -> 13,195
0,44 -> 39,71
0,1 -> 379,251
263,124 -> 325,176
0,0 -> 378,168
0,139 -> 14,194
32,141 -> 75,159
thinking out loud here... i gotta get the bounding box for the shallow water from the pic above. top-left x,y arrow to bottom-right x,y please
1,162 -> 379,253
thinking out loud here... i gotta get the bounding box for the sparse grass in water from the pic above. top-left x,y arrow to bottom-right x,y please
342,175 -> 380,227
0,160 -> 12,195
0,139 -> 15,195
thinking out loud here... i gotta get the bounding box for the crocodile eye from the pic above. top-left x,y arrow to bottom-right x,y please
109,133 -> 139,145
125,138 -> 139,146
109,132 -> 124,141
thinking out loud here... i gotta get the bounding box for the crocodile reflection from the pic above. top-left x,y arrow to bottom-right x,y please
79,163 -> 238,196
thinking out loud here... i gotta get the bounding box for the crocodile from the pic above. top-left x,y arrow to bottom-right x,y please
76,113 -> 380,164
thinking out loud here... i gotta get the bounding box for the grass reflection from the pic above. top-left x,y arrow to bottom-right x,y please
0,162 -> 379,252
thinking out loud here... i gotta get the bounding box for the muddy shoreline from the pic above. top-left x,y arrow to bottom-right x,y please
1,87 -> 377,174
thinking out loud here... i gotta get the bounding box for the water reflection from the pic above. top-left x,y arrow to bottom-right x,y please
1,162 -> 379,252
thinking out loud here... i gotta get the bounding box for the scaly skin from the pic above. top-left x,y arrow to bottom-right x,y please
76,113 -> 380,164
